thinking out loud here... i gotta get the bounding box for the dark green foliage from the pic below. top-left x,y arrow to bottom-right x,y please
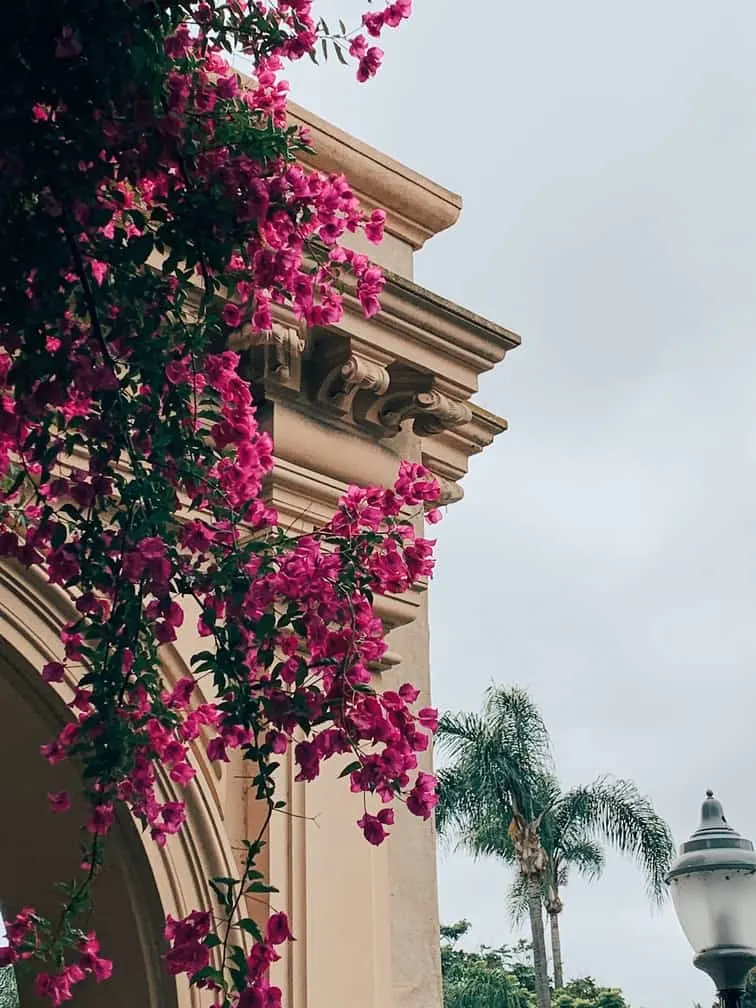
0,966 -> 18,1008
553,978 -> 629,1008
436,685 -> 674,993
441,922 -> 535,1008
440,923 -> 631,1008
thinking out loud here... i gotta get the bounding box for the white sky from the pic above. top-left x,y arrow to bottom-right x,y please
286,4 -> 756,1005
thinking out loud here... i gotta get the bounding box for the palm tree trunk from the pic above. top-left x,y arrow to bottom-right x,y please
549,910 -> 564,989
526,876 -> 552,1008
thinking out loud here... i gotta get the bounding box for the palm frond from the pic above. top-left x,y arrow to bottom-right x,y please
506,870 -> 538,927
466,809 -> 516,861
436,689 -> 554,844
555,776 -> 674,902
436,711 -> 489,760
435,766 -> 492,845
482,687 -> 553,820
558,837 -> 605,884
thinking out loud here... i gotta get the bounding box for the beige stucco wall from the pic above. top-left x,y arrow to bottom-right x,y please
0,109 -> 519,1008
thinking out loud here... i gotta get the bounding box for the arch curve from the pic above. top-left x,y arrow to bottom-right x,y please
0,562 -> 237,1008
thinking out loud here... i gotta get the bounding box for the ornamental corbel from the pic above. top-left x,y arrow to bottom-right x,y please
316,351 -> 391,418
411,390 -> 472,436
235,321 -> 307,391
432,477 -> 464,507
371,387 -> 472,436
265,322 -> 306,388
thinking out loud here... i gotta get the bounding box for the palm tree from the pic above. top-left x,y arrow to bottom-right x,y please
436,687 -> 555,1008
501,776 -> 674,988
436,687 -> 675,1000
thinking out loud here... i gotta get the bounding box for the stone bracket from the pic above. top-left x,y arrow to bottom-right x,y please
235,321 -> 308,393
370,387 -> 473,436
316,350 -> 391,417
313,334 -> 474,443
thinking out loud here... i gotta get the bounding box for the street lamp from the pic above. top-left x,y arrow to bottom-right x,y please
667,791 -> 756,1008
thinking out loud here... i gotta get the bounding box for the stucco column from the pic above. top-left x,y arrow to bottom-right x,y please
384,593 -> 443,1008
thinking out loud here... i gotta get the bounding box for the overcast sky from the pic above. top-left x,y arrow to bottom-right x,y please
288,3 -> 756,1005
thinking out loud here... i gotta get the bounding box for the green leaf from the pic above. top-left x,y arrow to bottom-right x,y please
238,918 -> 262,940
209,879 -> 232,907
338,760 -> 362,779
128,233 -> 155,265
51,524 -> 67,550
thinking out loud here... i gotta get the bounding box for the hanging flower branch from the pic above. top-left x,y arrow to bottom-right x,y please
0,1 -> 439,1005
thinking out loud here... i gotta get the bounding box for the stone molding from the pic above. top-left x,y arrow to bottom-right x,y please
251,265 -> 518,505
287,103 -> 462,251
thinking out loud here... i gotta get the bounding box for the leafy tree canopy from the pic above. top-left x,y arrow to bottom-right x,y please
441,923 -> 631,1008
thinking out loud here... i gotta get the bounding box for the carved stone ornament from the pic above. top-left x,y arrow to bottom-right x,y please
235,321 -> 307,391
316,351 -> 391,418
264,323 -> 306,386
373,387 -> 473,436
433,477 -> 464,507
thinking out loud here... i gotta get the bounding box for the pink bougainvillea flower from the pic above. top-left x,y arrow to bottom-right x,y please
221,303 -> 243,328
48,791 -> 71,814
3,4 -> 438,1003
266,911 -> 294,946
35,964 -> 86,1005
41,661 -> 66,683
357,809 -> 395,846
54,26 -> 83,59
87,802 -> 115,836
356,46 -> 384,82
364,208 -> 386,244
89,261 -> 108,286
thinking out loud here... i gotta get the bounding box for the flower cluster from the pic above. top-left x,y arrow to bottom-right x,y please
0,1 -> 438,1005
0,916 -> 112,1006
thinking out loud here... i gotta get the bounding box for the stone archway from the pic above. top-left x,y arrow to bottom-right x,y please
0,563 -> 238,1008
0,646 -> 170,1008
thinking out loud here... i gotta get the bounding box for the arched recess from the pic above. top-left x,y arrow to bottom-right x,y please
0,563 -> 238,1008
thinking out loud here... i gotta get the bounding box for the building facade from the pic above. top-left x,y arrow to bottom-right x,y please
0,107 -> 518,1008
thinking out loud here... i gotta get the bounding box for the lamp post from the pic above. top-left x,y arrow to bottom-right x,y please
667,791 -> 756,1008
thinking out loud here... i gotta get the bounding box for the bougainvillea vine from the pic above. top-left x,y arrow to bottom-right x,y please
0,1 -> 440,1005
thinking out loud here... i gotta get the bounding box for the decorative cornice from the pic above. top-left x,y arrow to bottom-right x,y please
287,102 -> 462,251
361,271 -> 520,388
383,270 -> 521,361
420,403 -> 509,487
316,272 -> 519,410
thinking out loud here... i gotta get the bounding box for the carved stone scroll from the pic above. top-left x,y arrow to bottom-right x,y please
317,351 -> 390,418
235,322 -> 307,392
412,390 -> 473,436
373,387 -> 472,436
265,323 -> 306,388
